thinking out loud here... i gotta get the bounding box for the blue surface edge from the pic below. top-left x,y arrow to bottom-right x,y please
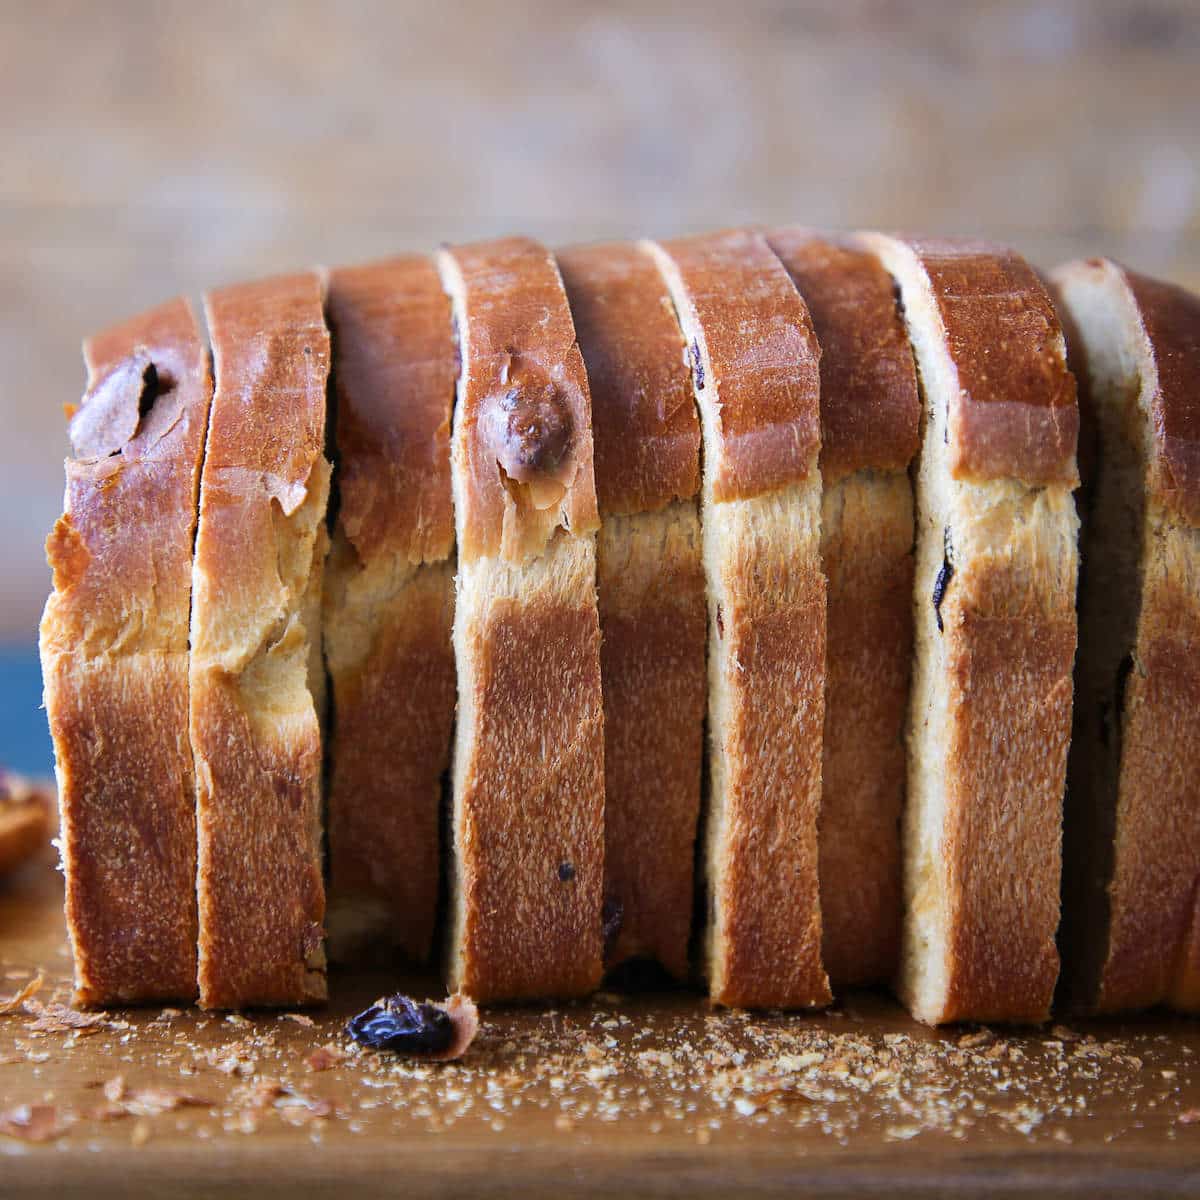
0,643 -> 52,776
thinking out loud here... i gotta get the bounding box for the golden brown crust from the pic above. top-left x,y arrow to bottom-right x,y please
441,238 -> 605,1002
556,242 -> 700,515
645,230 -> 822,503
323,258 -> 457,963
595,510 -> 706,978
1122,268 -> 1200,526
648,230 -> 829,1008
0,775 -> 54,877
454,580 -> 605,1001
40,297 -> 210,1006
326,257 -> 457,566
193,273 -> 330,1009
436,237 -> 599,563
326,563 -> 455,961
858,235 -> 1079,488
1100,577 -> 1200,1011
713,561 -> 828,1009
766,231 -> 919,988
817,476 -> 913,988
1053,258 -> 1200,1015
940,605 -> 1076,1023
766,230 -> 920,484
557,241 -> 705,979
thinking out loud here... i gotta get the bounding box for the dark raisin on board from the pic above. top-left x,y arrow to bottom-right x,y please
933,527 -> 954,633
345,994 -> 454,1056
690,339 -> 705,391
557,861 -> 576,882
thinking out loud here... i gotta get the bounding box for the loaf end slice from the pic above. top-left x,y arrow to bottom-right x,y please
40,297 -> 211,1006
1053,257 -> 1200,1014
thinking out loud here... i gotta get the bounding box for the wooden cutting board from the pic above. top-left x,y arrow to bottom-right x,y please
2,851 -> 1199,1198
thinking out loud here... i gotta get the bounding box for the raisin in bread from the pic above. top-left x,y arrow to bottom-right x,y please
1052,258 -> 1200,1014
40,299 -> 212,1005
323,257 -> 457,963
436,237 -> 605,1002
768,229 -> 921,989
857,234 -> 1080,1025
191,274 -> 332,1009
558,241 -> 706,980
645,229 -> 830,1009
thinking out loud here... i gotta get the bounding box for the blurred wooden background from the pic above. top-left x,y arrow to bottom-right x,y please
3,0 -> 1199,646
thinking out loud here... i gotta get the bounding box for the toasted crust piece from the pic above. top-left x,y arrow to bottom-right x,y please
768,230 -> 920,987
558,242 -> 705,979
1052,258 -> 1200,1014
323,257 -> 457,963
859,234 -> 1079,1025
438,238 -> 605,1002
40,298 -> 211,1006
0,774 -> 55,878
192,273 -> 332,1009
646,230 -> 830,1009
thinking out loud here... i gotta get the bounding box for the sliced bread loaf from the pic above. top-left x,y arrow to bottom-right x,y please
436,237 -> 605,1001
323,257 -> 457,963
557,241 -> 706,980
192,274 -> 332,1009
40,299 -> 212,1005
858,235 -> 1080,1025
767,229 -> 921,989
1052,258 -> 1200,1014
645,229 -> 830,1009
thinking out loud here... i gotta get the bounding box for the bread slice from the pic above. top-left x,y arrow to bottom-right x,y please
0,773 -> 54,878
191,273 -> 332,1009
857,235 -> 1080,1025
645,229 -> 830,1009
1051,258 -> 1200,1014
39,299 -> 212,1005
322,257 -> 457,963
436,237 -> 605,1001
557,241 -> 706,980
767,229 -> 921,989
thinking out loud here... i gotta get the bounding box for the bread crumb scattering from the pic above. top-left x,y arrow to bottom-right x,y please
0,970 -> 1198,1151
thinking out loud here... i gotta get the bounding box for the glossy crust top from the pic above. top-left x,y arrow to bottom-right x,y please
326,256 -> 457,567
766,229 -> 920,485
857,235 -> 1079,487
557,241 -> 700,515
1122,266 -> 1200,525
644,229 -> 821,502
436,236 -> 599,562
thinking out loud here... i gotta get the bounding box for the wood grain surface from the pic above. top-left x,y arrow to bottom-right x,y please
3,0 -> 1200,638
3,847 -> 1200,1196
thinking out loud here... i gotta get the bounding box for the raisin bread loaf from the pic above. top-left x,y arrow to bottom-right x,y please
645,229 -> 830,1009
1052,258 -> 1200,1014
858,234 -> 1080,1025
436,237 -> 605,1002
323,257 -> 457,963
40,299 -> 212,1005
767,229 -> 921,989
558,241 -> 706,980
191,274 -> 332,1009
